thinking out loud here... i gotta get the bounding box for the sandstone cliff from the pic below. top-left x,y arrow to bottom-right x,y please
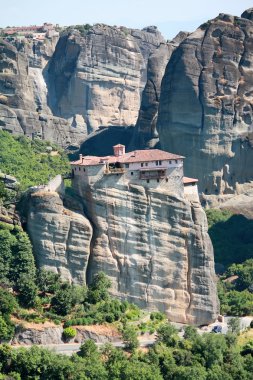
47,25 -> 164,134
157,10 -> 253,195
71,178 -> 218,325
0,25 -> 164,148
26,176 -> 218,325
27,190 -> 92,284
0,38 -> 87,147
131,32 -> 189,149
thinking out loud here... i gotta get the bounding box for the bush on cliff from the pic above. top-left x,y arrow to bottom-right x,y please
63,327 -> 76,340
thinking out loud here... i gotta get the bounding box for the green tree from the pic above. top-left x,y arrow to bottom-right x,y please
0,316 -> 12,342
10,232 -> 37,307
87,272 -> 112,304
121,360 -> 163,380
0,288 -> 17,316
227,317 -> 240,334
102,344 -> 128,380
36,269 -> 61,294
17,275 -> 38,307
122,324 -> 139,352
0,229 -> 14,284
183,325 -> 198,341
51,284 -> 74,315
156,322 -> 178,347
79,339 -> 99,359
172,365 -> 207,380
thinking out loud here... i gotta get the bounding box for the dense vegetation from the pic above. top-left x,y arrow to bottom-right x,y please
206,209 -> 253,268
218,259 -> 253,316
0,243 -> 144,342
0,323 -> 253,379
0,131 -> 70,190
0,221 -> 37,341
206,210 -> 253,316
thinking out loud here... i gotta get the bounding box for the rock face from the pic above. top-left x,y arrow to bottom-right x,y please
0,39 -> 86,147
12,326 -> 64,345
12,324 -> 120,345
27,190 -> 92,284
71,177 -> 218,325
26,174 -> 218,325
47,25 -> 164,133
157,11 -> 253,195
0,25 -> 164,148
131,32 -> 189,149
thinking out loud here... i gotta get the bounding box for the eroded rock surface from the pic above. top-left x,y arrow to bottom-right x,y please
47,25 -> 164,133
0,25 -> 164,147
27,190 -> 92,284
157,11 -> 253,195
0,39 -> 86,147
131,32 -> 189,149
72,178 -> 218,325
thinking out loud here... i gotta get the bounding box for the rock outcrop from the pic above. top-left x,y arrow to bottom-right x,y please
27,190 -> 92,284
71,178 -> 218,325
26,175 -> 218,325
0,25 -> 165,148
12,324 -> 120,345
0,39 -> 87,147
48,25 -> 165,134
131,32 -> 189,149
157,10 -> 253,195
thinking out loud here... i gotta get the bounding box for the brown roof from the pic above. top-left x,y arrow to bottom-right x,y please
71,149 -> 184,167
121,149 -> 184,163
183,177 -> 198,184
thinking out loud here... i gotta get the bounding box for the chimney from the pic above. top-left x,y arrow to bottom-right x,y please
113,144 -> 125,157
79,154 -> 83,161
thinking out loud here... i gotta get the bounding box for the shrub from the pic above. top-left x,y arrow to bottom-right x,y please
122,324 -> 139,352
63,327 -> 76,340
150,311 -> 166,321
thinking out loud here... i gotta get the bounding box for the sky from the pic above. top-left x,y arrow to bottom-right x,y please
0,0 -> 252,39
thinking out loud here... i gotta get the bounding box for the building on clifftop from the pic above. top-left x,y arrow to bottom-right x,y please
71,144 -> 198,200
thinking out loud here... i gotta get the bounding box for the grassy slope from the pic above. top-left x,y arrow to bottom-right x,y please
0,131 -> 70,190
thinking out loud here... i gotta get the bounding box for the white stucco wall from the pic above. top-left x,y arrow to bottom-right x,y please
125,159 -> 183,171
184,184 -> 199,201
71,159 -> 185,197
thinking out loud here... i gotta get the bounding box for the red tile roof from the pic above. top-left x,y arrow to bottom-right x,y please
183,177 -> 198,184
71,149 -> 184,166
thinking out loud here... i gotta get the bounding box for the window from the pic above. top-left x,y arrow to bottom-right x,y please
157,179 -> 159,183
169,160 -> 172,164
131,172 -> 133,175
141,163 -> 144,167
166,178 -> 168,182
75,167 -> 77,171
145,162 -> 148,166
147,179 -> 149,183
79,167 -> 80,171
83,168 -> 85,172
175,160 -> 178,164
125,163 -> 129,168
156,161 -> 159,166
159,160 -> 162,165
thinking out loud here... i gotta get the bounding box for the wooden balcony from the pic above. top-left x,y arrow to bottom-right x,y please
139,169 -> 166,180
104,168 -> 125,175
